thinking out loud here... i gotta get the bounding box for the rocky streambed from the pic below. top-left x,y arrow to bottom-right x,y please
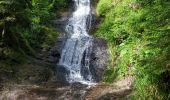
0,76 -> 134,100
0,37 -> 133,100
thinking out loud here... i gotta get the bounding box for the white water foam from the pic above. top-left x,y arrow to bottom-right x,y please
59,0 -> 95,85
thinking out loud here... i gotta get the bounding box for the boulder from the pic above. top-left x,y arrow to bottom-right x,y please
49,38 -> 67,64
90,38 -> 109,82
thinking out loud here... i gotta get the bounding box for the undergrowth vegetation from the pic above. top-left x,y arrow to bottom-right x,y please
96,0 -> 170,99
0,0 -> 68,79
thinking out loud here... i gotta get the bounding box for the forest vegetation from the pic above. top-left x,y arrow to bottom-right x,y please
96,0 -> 170,99
0,0 -> 68,76
0,0 -> 170,99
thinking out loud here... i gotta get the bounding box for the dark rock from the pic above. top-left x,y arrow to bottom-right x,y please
72,89 -> 87,100
90,38 -> 109,82
52,0 -> 75,36
53,65 -> 70,85
71,82 -> 88,90
49,38 -> 69,85
50,37 -> 108,83
49,38 -> 67,63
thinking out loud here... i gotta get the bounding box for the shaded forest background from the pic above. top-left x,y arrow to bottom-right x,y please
0,0 -> 68,73
0,0 -> 170,99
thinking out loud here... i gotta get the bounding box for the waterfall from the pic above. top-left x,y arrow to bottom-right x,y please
59,0 -> 94,84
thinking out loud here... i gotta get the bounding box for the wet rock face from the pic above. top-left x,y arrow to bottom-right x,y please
0,84 -> 88,100
49,38 -> 68,84
90,38 -> 108,82
53,0 -> 75,36
50,37 -> 108,83
49,38 -> 67,64
54,65 -> 70,85
0,77 -> 133,100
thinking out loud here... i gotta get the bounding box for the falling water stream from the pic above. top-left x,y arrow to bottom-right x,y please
59,0 -> 94,85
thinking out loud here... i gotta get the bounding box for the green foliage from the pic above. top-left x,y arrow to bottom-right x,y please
103,44 -> 119,83
97,0 -> 170,99
0,0 -> 67,52
27,0 -> 67,48
96,0 -> 113,15
0,0 -> 68,77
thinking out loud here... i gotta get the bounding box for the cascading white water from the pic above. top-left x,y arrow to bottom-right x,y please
59,0 -> 94,84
